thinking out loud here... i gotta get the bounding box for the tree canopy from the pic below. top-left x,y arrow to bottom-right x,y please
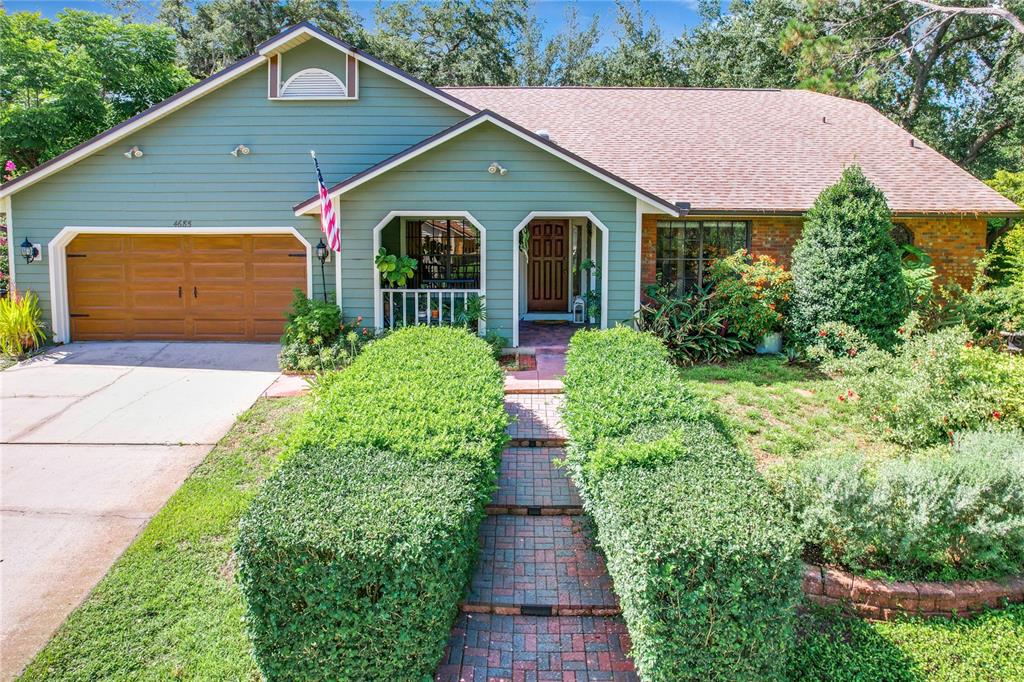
0,10 -> 193,169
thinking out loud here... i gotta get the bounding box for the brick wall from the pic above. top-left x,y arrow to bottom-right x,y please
640,214 -> 987,290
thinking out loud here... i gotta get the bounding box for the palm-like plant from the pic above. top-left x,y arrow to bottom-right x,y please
0,288 -> 46,358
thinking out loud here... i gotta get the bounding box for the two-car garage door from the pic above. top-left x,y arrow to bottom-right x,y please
66,233 -> 307,342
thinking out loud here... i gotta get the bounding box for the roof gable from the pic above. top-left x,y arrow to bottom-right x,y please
293,110 -> 680,216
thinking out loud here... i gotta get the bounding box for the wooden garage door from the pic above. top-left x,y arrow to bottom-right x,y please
66,233 -> 307,341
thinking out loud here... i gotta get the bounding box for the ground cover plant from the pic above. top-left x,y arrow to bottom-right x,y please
19,396 -> 308,681
237,326 -> 507,681
563,327 -> 802,681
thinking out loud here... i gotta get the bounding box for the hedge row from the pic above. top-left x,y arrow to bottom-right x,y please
562,327 -> 802,681
236,326 -> 508,681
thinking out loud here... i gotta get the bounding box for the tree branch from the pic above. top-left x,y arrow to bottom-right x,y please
901,0 -> 1024,33
960,118 -> 1013,166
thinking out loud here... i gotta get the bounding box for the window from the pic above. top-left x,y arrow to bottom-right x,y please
655,220 -> 750,294
891,223 -> 914,248
405,219 -> 481,289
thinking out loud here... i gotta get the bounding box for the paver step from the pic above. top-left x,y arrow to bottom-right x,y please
487,447 -> 582,516
462,515 -> 619,616
435,613 -> 638,682
507,437 -> 568,448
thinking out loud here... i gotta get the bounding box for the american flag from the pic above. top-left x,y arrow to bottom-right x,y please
311,151 -> 340,251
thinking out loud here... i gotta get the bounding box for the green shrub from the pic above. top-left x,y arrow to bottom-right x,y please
0,287 -> 46,357
289,325 -> 508,465
707,249 -> 793,346
236,446 -> 486,681
238,326 -> 508,681
767,432 -> 1024,580
563,326 -> 703,450
833,326 -> 1022,446
635,283 -> 744,365
791,165 -> 909,347
563,327 -> 802,681
278,289 -> 373,372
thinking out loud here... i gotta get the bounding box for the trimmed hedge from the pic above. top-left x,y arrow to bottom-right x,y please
236,326 -> 508,681
563,328 -> 802,681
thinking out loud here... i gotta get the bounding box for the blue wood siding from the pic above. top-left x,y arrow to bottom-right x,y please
9,57 -> 465,328
338,122 -> 639,342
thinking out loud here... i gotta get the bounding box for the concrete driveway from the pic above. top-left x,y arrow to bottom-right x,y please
0,342 -> 280,680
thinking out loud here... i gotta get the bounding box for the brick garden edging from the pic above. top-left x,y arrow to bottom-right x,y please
802,562 -> 1024,620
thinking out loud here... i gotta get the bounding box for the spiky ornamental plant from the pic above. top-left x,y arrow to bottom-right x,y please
791,165 -> 909,347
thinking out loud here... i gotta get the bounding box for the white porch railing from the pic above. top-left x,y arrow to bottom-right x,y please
380,288 -> 483,330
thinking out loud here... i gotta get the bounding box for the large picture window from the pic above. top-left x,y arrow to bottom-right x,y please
405,219 -> 481,289
655,220 -> 750,295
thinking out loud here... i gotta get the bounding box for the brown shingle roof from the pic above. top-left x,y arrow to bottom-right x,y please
443,87 -> 1020,216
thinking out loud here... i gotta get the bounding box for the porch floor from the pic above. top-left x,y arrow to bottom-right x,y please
518,321 -> 583,351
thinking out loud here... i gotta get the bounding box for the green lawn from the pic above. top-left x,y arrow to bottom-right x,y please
680,356 -> 903,467
19,396 -> 308,682
683,356 -> 1024,682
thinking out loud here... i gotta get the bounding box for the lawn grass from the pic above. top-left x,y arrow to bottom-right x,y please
791,604 -> 1024,682
18,396 -> 308,682
679,356 -> 903,466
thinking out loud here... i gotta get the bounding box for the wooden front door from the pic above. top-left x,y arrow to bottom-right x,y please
527,220 -> 569,312
66,233 -> 306,342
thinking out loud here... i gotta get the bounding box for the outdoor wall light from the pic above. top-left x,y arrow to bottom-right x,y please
124,145 -> 144,159
487,162 -> 508,176
20,238 -> 40,264
230,144 -> 251,157
315,239 -> 329,302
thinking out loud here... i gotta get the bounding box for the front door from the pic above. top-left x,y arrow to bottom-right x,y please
528,220 -> 569,311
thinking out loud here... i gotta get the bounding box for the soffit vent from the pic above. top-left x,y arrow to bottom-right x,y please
280,68 -> 347,98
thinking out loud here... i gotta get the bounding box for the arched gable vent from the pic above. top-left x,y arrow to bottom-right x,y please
280,68 -> 347,98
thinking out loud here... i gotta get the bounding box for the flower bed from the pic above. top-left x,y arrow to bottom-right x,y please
802,563 -> 1024,621
236,326 -> 508,681
562,327 -> 802,681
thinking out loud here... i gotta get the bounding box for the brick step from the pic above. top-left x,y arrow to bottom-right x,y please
486,504 -> 583,516
435,612 -> 638,681
490,447 -> 581,511
504,385 -> 564,395
462,515 -> 619,615
507,437 -> 568,448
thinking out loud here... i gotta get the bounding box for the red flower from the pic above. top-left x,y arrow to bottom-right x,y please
965,341 -> 974,348
838,394 -> 846,402
818,330 -> 827,337
993,411 -> 1002,420
848,348 -> 858,357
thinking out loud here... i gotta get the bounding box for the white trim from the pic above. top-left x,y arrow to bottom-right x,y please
634,199 -> 643,314
371,210 -> 487,333
294,113 -> 680,217
512,211 -> 609,348
47,226 -> 312,344
3,196 -> 13,289
275,68 -> 352,100
0,57 -> 266,200
258,25 -> 475,115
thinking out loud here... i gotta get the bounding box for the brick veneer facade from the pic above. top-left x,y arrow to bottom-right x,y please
640,214 -> 988,291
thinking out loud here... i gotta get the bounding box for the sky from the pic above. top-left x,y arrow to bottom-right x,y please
5,0 -> 706,44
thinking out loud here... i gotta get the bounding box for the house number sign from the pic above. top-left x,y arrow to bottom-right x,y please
173,220 -> 192,227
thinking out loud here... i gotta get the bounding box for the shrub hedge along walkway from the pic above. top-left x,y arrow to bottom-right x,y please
435,387 -> 639,681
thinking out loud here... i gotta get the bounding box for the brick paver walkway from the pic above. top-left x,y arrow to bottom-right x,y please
436,613 -> 636,682
489,447 -> 582,513
505,394 -> 567,444
466,516 -> 617,614
436,386 -> 638,681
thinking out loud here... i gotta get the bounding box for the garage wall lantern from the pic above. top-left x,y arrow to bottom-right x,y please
315,238 -> 329,302
230,144 -> 251,157
124,145 -> 144,159
487,162 -> 508,176
20,238 -> 40,264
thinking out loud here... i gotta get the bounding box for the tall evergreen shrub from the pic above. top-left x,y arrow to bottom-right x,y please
791,165 -> 909,346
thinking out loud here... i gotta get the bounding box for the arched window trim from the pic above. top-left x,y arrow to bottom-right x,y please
279,67 -> 348,99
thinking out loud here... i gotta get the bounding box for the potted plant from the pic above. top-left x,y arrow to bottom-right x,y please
456,294 -> 486,333
374,248 -> 417,288
707,250 -> 793,355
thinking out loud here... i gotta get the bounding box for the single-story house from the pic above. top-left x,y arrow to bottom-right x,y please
2,22 -> 1019,347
